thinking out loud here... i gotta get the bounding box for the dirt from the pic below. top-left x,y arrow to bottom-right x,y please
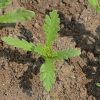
0,0 -> 100,100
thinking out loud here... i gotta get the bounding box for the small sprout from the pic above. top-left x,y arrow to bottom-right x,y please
2,10 -> 81,91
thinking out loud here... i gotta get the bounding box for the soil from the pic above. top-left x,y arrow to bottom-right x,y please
0,0 -> 100,100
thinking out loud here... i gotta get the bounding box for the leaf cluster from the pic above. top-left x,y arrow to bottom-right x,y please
2,10 -> 81,91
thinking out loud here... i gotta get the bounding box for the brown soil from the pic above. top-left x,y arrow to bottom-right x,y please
0,0 -> 100,100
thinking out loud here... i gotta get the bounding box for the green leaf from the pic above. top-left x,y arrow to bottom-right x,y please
88,0 -> 100,12
34,43 -> 45,56
40,58 -> 56,91
55,48 -> 81,59
44,10 -> 60,46
0,0 -> 11,8
2,36 -> 35,51
0,7 -> 35,23
35,44 -> 57,58
96,83 -> 100,87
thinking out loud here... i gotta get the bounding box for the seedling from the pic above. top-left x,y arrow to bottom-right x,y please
88,0 -> 100,12
0,0 -> 35,23
2,10 -> 81,91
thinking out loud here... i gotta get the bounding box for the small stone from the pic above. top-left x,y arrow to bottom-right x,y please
34,23 -> 40,29
23,65 -> 28,72
92,67 -> 97,73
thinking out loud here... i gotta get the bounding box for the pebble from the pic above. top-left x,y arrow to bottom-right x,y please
23,65 -> 28,72
34,23 -> 40,29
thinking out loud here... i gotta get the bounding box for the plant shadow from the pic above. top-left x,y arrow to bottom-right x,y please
58,11 -> 100,99
0,47 -> 44,96
18,24 -> 34,42
18,57 -> 44,96
59,11 -> 98,52
0,23 -> 16,29
0,47 -> 34,64
86,72 -> 100,100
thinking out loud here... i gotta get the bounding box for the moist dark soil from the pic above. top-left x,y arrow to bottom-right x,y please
0,0 -> 100,100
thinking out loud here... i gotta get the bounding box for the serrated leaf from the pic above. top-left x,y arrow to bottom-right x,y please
0,7 -> 35,23
96,83 -> 100,87
44,10 -> 60,46
2,36 -> 35,51
34,43 -> 45,56
40,58 -> 56,91
88,0 -> 100,12
0,0 -> 11,8
55,48 -> 81,59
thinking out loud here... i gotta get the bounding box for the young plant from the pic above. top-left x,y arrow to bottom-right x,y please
2,10 -> 81,91
0,0 -> 35,23
88,0 -> 100,12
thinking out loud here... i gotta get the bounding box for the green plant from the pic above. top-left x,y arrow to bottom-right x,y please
0,0 -> 35,23
2,10 -> 81,91
96,83 -> 100,87
0,0 -> 11,8
88,0 -> 100,12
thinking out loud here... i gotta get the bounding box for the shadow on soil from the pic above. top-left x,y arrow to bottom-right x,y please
0,47 -> 34,64
58,11 -> 100,99
59,11 -> 98,52
18,24 -> 34,42
0,47 -> 44,96
0,23 -> 16,29
18,57 -> 44,96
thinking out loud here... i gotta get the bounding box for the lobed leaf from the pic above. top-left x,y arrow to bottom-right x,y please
55,48 -> 81,60
2,36 -> 35,51
0,7 -> 35,23
44,10 -> 60,46
0,0 -> 11,8
88,0 -> 100,12
40,58 -> 56,91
